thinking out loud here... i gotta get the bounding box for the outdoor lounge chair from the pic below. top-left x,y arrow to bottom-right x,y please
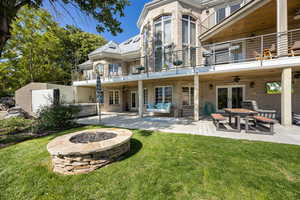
146,103 -> 171,114
242,100 -> 277,119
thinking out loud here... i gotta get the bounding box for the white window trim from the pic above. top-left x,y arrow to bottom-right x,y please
154,15 -> 172,70
182,15 -> 197,66
214,1 -> 243,24
154,86 -> 173,103
215,85 -> 245,112
109,90 -> 120,105
182,86 -> 194,106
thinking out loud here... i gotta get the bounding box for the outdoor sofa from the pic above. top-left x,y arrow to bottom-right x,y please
146,103 -> 172,114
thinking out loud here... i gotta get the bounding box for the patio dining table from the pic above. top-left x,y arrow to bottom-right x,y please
224,108 -> 258,132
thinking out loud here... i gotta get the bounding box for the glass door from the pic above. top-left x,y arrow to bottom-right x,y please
232,87 -> 243,108
131,91 -> 137,109
216,85 -> 245,111
217,87 -> 229,110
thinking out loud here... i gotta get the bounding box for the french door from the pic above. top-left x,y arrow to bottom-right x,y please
131,91 -> 137,110
216,85 -> 245,111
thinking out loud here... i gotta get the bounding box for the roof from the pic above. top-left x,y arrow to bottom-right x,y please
78,60 -> 93,69
88,35 -> 140,60
137,0 -> 209,28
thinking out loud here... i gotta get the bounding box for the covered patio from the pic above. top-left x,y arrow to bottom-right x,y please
77,112 -> 300,146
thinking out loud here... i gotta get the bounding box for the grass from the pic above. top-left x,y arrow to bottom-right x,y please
0,126 -> 299,200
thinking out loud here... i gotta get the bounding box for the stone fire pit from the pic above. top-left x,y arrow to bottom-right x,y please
47,128 -> 133,175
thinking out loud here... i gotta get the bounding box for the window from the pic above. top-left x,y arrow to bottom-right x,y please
109,64 -> 120,74
182,15 -> 196,66
143,88 -> 148,105
230,4 -> 241,13
154,15 -> 172,71
216,7 -> 226,23
155,86 -> 172,103
96,64 -> 104,74
182,87 -> 194,105
215,1 -> 242,24
109,90 -> 120,105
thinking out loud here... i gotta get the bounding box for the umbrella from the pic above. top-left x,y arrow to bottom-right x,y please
96,72 -> 102,122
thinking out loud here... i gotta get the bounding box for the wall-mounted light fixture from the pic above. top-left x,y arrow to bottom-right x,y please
250,81 -> 255,88
233,76 -> 240,83
209,84 -> 213,90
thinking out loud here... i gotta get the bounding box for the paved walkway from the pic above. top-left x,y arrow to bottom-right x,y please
77,112 -> 300,146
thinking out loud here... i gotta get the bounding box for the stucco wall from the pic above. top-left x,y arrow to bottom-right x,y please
47,84 -> 75,103
75,86 -> 96,103
98,74 -> 300,117
15,83 -> 48,114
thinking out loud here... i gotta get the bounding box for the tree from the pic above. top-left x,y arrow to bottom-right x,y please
0,7 -> 106,96
0,0 -> 129,57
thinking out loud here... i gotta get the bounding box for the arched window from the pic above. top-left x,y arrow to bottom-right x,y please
182,15 -> 196,66
154,15 -> 172,72
96,63 -> 104,75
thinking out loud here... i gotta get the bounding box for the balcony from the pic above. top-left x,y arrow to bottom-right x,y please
73,29 -> 300,86
201,29 -> 300,66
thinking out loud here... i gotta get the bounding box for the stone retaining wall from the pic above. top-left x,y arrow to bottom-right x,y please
51,142 -> 130,175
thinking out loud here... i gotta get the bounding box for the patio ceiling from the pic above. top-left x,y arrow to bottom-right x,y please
200,0 -> 300,44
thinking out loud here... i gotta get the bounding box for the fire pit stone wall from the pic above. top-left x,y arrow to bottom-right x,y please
47,128 -> 133,175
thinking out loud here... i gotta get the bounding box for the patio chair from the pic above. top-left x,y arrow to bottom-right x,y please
290,41 -> 300,56
242,100 -> 277,119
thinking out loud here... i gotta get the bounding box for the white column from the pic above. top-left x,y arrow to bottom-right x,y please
194,74 -> 199,121
138,80 -> 144,118
281,67 -> 292,126
277,0 -> 288,56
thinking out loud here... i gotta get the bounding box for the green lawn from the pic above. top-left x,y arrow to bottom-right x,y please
0,126 -> 299,200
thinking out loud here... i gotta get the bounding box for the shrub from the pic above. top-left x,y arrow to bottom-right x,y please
34,103 -> 80,133
0,117 -> 34,135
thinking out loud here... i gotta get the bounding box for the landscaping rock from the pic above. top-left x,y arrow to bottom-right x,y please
4,106 -> 28,119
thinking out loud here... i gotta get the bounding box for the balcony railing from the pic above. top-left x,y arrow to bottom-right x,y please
200,0 -> 253,35
201,28 -> 300,66
72,29 -> 300,82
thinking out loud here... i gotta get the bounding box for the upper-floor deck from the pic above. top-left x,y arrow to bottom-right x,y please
73,0 -> 300,86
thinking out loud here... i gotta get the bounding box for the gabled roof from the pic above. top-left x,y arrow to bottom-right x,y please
88,35 -> 140,60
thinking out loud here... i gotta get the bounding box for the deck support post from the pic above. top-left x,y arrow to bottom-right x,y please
276,0 -> 288,56
281,67 -> 292,127
194,74 -> 200,121
138,80 -> 144,118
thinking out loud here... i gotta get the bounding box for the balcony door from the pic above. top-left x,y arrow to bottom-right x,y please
216,85 -> 245,111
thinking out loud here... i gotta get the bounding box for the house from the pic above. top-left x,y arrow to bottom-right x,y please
72,0 -> 300,127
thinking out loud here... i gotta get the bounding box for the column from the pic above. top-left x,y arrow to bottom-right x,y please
138,80 -> 144,118
276,0 -> 288,56
194,74 -> 199,121
281,67 -> 292,126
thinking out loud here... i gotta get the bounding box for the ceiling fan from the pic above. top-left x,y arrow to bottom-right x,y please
294,9 -> 300,20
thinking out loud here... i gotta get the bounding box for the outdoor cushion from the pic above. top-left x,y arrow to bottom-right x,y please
156,103 -> 164,109
147,104 -> 155,109
163,103 -> 171,110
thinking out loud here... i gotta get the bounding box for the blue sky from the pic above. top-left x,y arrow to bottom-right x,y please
43,0 -> 151,43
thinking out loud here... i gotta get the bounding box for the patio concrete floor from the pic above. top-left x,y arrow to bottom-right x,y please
77,112 -> 300,146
